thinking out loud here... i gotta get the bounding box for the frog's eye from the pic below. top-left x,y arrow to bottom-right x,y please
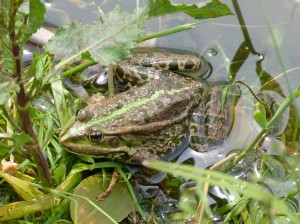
88,131 -> 103,142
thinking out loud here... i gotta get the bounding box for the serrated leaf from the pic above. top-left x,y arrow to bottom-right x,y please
148,0 -> 233,19
0,42 -> 14,74
17,0 -> 46,44
254,102 -> 267,129
45,6 -> 147,66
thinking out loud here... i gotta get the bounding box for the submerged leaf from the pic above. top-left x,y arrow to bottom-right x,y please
45,6 -> 147,66
148,0 -> 233,19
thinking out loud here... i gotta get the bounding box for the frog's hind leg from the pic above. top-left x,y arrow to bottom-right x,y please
205,86 -> 228,145
189,100 -> 209,152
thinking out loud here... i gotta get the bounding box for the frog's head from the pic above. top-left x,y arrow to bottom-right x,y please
59,112 -> 138,162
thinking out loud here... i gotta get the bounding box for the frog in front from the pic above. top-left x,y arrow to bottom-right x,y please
59,49 -> 232,164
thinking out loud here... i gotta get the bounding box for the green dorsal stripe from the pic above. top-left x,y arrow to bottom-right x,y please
76,87 -> 190,132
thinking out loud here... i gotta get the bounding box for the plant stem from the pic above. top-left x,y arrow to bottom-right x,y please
9,8 -> 51,187
107,64 -> 115,97
138,22 -> 202,43
117,167 -> 147,222
16,81 -> 51,187
234,79 -> 272,116
60,60 -> 96,78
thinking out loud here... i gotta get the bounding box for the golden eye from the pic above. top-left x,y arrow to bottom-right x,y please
88,131 -> 103,142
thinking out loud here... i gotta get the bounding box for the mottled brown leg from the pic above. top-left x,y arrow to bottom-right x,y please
189,100 -> 209,152
205,86 -> 228,145
96,169 -> 119,201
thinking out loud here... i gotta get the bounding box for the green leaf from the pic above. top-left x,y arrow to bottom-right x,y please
12,133 -> 33,149
45,6 -> 147,66
143,160 -> 298,222
51,75 -> 72,127
254,102 -> 267,129
53,163 -> 66,185
17,0 -> 46,44
223,197 -> 250,223
148,0 -> 233,19
27,53 -> 52,98
0,80 -> 19,104
0,42 -> 14,74
0,170 -> 44,201
0,172 -> 82,221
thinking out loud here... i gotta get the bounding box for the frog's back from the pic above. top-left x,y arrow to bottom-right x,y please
85,75 -> 205,134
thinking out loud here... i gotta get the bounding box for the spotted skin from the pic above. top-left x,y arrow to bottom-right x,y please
60,49 -> 232,164
115,49 -> 208,89
205,87 -> 229,144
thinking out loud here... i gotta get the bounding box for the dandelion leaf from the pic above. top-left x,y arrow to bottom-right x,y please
45,7 -> 147,66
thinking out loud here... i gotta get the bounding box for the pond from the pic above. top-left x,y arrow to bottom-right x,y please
27,0 -> 300,223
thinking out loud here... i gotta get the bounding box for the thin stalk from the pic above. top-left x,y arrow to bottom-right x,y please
195,176 -> 210,224
107,64 -> 115,97
138,22 -> 203,43
117,167 -> 147,222
194,153 -> 237,223
60,60 -> 96,78
234,129 -> 266,165
267,87 -> 300,127
235,79 -> 272,116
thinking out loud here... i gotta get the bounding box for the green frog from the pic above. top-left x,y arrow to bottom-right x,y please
59,49 -> 231,164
